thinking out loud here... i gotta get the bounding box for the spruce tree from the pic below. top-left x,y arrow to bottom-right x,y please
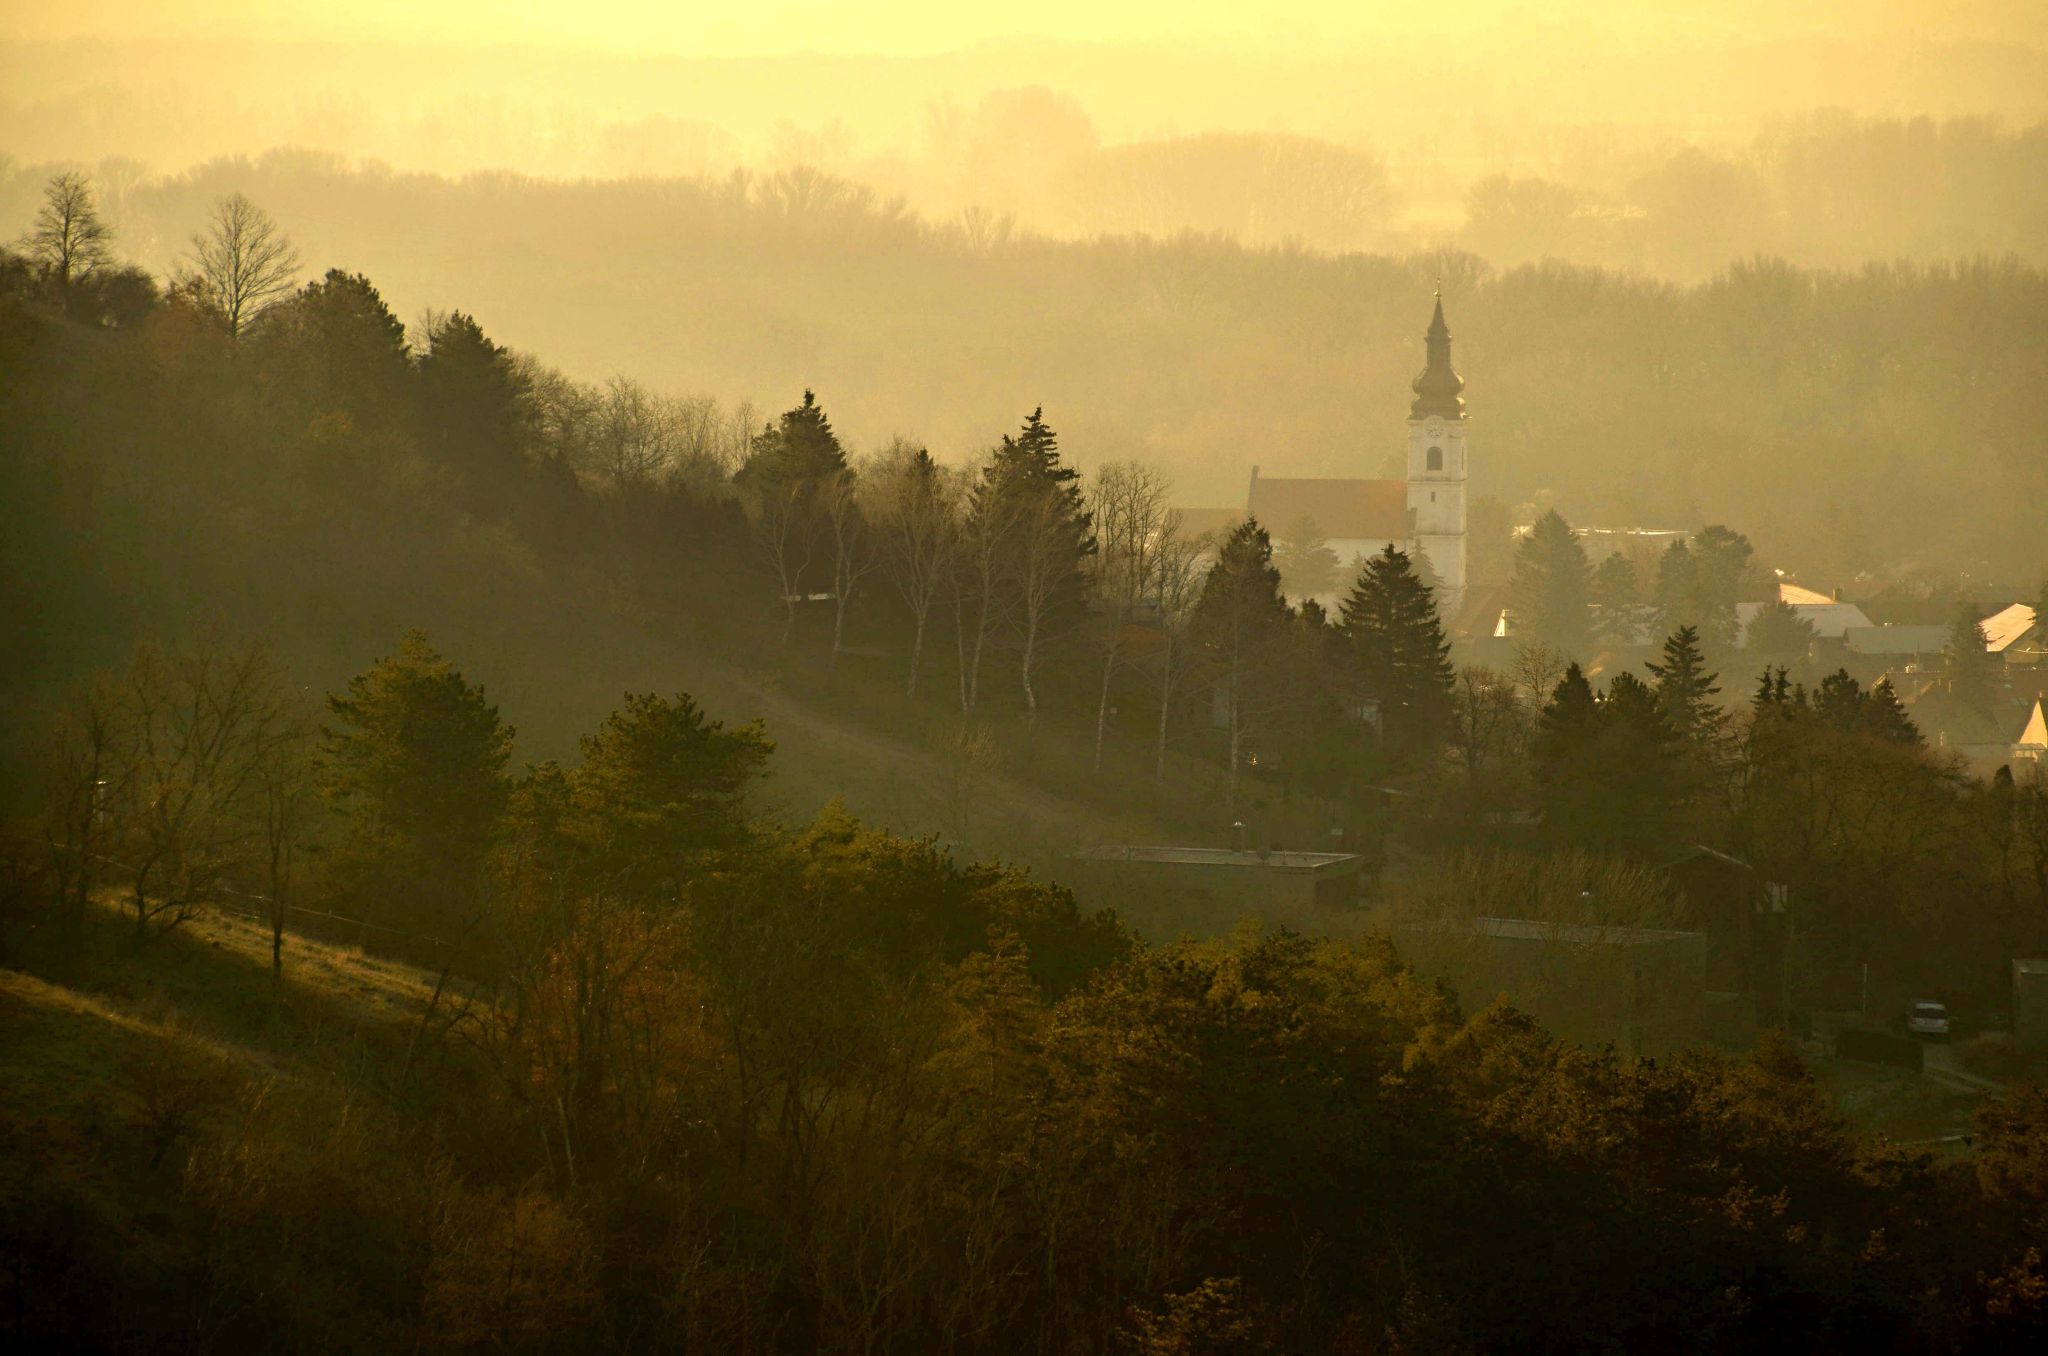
969,407 -> 1094,713
1535,663 -> 1600,771
735,390 -> 854,622
1536,664 -> 1681,854
1194,519 -> 1292,799
739,388 -> 848,486
1946,601 -> 1995,715
1647,625 -> 1723,743
1595,671 -> 1682,853
1861,678 -> 1922,746
1507,510 -> 1592,658
1339,544 -> 1454,756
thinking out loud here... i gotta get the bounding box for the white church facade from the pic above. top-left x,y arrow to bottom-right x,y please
1177,294 -> 1471,622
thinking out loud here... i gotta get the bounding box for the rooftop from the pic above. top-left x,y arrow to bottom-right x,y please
1249,474 -> 1409,542
1071,845 -> 1361,873
1171,507 -> 1249,542
1737,597 -> 1874,639
1983,603 -> 2039,654
1398,916 -> 1709,946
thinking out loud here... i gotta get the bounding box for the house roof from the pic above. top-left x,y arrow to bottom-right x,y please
1842,624 -> 1950,655
1737,598 -> 1874,640
1779,582 -> 1836,606
1249,476 -> 1409,541
1396,916 -> 1707,946
2018,699 -> 2048,751
1984,603 -> 2039,653
1070,845 -> 1360,874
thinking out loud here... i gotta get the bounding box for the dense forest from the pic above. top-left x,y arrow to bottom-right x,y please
4,149 -> 2048,1349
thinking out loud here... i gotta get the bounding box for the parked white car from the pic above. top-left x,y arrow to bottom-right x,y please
1905,1000 -> 1951,1040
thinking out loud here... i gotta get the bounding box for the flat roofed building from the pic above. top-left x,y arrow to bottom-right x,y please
1065,844 -> 1365,940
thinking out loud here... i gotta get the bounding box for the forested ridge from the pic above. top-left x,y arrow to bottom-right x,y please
5,166 -> 2048,1353
3,151 -> 2043,581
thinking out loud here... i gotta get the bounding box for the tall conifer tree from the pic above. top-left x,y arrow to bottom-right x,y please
1339,544 -> 1454,756
1508,509 -> 1592,657
1647,625 -> 1723,743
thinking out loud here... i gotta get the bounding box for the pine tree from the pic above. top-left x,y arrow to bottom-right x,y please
1536,664 -> 1681,854
416,311 -> 531,501
1861,677 -> 1922,746
1813,668 -> 1866,732
567,691 -> 774,897
1339,544 -> 1454,757
1535,663 -> 1600,770
1595,670 -> 1682,851
969,407 -> 1094,715
1691,525 -> 1754,647
735,390 -> 853,630
317,631 -> 514,933
741,388 -> 848,485
1647,625 -> 1723,743
1744,597 -> 1818,660
1194,519 -> 1292,800
1507,510 -> 1592,657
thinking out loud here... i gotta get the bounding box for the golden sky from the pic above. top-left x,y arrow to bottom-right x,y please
5,0 -> 2042,54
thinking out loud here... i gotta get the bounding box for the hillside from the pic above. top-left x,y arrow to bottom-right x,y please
0,901 -> 465,1350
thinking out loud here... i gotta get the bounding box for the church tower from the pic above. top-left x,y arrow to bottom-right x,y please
1405,291 -> 1468,621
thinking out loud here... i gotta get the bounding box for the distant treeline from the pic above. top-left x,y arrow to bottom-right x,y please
2,146 -> 2041,587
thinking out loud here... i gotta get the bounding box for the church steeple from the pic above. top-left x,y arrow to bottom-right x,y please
1410,290 -> 1465,420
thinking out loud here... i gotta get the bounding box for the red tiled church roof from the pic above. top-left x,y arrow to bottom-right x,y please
1250,477 -> 1410,541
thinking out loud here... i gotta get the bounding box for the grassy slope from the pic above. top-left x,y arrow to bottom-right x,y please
0,902 -> 456,1348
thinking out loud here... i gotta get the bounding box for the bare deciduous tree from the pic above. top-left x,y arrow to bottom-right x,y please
1512,640 -> 1568,705
953,467 -> 1015,715
1149,515 -> 1209,781
1087,462 -> 1171,769
1012,482 -> 1083,721
824,466 -> 881,666
741,477 -> 818,645
868,442 -> 960,697
23,171 -> 113,292
187,192 -> 301,337
257,698 -> 317,983
95,635 -> 301,940
40,671 -> 132,953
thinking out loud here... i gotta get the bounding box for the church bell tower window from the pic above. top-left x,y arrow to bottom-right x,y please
1426,445 -> 1443,471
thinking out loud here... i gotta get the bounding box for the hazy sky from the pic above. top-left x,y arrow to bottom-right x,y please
7,0 -> 2043,54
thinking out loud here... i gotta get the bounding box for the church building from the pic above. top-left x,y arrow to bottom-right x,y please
1178,294 -> 1471,621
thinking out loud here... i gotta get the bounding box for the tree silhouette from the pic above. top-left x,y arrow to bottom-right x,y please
1509,510 -> 1592,657
1339,544 -> 1454,758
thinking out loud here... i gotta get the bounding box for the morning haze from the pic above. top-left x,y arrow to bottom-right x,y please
3,1 -> 2047,1351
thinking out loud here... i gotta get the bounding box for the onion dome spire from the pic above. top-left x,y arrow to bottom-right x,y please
1410,289 -> 1465,419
